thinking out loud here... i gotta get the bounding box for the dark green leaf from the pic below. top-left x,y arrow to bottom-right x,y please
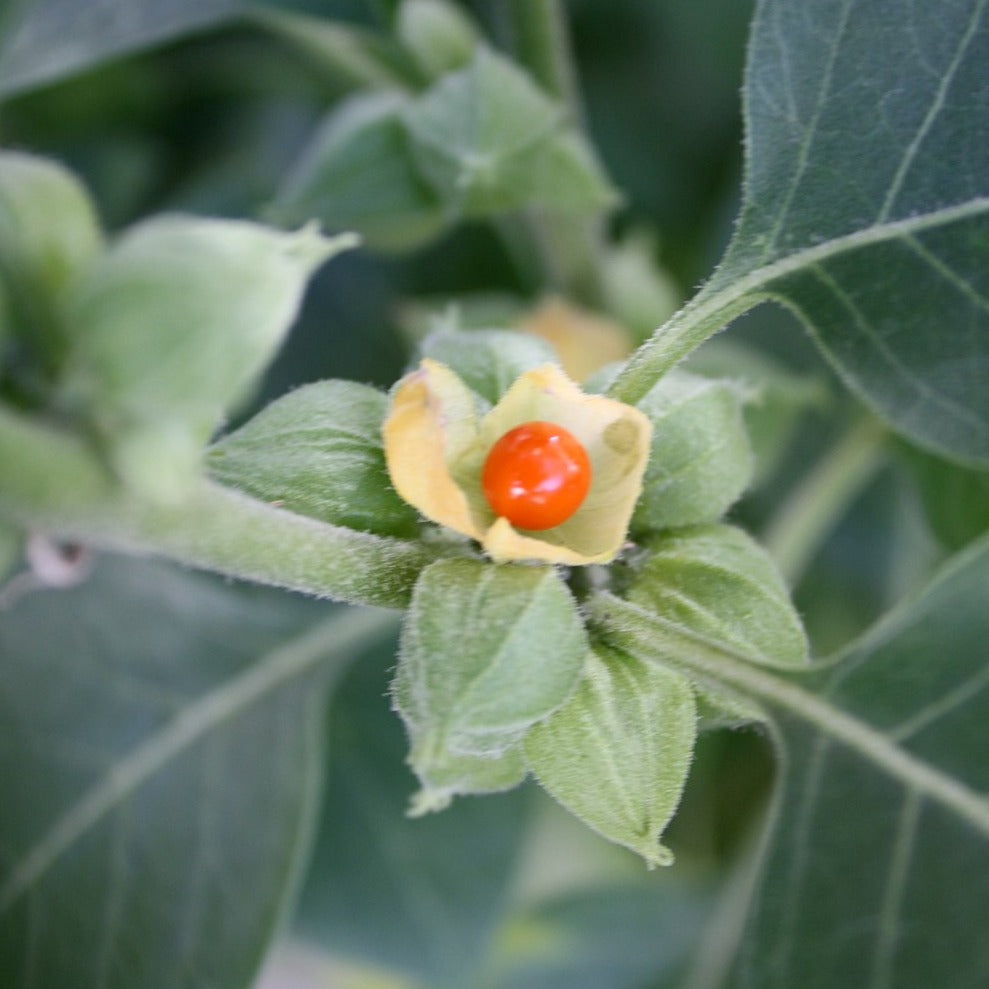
591,534 -> 989,989
272,93 -> 449,252
610,0 -> 989,466
207,379 -> 420,538
0,555 -> 397,989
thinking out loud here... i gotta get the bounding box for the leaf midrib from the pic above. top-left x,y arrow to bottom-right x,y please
0,607 -> 396,912
607,195 -> 989,406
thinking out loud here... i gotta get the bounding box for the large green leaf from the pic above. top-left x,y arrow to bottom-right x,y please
0,555 -> 397,989
592,534 -> 989,989
610,0 -> 989,465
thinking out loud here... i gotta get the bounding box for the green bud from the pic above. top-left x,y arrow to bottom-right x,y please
397,0 -> 480,79
207,379 -> 420,538
525,645 -> 696,867
59,216 -> 354,501
393,558 -> 587,807
0,151 -> 103,366
633,370 -> 754,533
625,524 -> 809,669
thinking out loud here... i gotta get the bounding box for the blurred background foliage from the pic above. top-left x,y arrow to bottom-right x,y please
2,1 -> 972,985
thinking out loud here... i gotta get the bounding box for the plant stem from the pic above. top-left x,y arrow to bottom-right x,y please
763,416 -> 889,587
0,406 -> 437,608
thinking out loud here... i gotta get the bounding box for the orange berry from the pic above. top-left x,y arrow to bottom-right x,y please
481,420 -> 592,530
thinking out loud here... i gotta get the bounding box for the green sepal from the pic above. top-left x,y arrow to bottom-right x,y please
524,644 -> 697,868
624,524 -> 809,669
406,744 -> 528,817
393,558 -> 587,804
0,151 -> 103,368
396,0 -> 480,79
207,380 -> 420,539
419,327 -> 558,405
686,338 -> 828,485
403,48 -> 616,217
632,370 -> 754,533
273,92 -> 449,252
59,216 -> 354,501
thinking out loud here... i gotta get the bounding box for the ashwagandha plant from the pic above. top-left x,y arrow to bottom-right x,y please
1,1 -> 988,987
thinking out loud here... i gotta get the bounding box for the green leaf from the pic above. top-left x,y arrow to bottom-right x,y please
0,554 -> 397,989
0,151 -> 103,368
295,634 -> 531,988
403,48 -> 616,217
396,0 -> 480,79
525,645 -> 697,867
897,442 -> 989,551
632,370 -> 754,532
207,379 -> 420,539
272,93 -> 449,252
609,0 -> 989,465
591,533 -> 989,988
624,524 -> 809,669
0,0 -> 245,96
59,216 -> 354,500
393,557 -> 587,807
419,327 -> 558,405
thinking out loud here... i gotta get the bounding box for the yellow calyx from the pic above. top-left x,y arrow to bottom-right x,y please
383,359 -> 651,565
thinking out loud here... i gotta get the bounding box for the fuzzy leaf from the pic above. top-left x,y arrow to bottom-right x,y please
207,380 -> 419,539
624,524 -> 809,669
0,555 -> 395,989
393,558 -> 587,805
632,370 -> 754,532
525,645 -> 696,867
59,216 -> 353,500
419,327 -> 558,405
273,93 -> 448,252
608,0 -> 989,467
403,48 -> 616,216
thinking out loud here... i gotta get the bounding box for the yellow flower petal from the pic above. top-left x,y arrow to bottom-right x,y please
383,358 -> 652,565
382,358 -> 484,539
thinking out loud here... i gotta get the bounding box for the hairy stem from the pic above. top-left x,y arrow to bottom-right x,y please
0,406 -> 437,608
763,416 -> 889,586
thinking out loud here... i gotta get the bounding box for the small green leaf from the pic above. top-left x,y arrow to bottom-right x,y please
393,557 -> 587,806
207,379 -> 420,539
396,0 -> 480,79
403,48 -> 615,217
59,216 -> 354,500
624,524 -> 809,669
273,93 -> 449,252
632,370 -> 754,533
0,151 -> 103,365
525,645 -> 697,867
419,327 -> 558,405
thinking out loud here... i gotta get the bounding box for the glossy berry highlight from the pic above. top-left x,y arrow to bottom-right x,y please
481,420 -> 592,530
